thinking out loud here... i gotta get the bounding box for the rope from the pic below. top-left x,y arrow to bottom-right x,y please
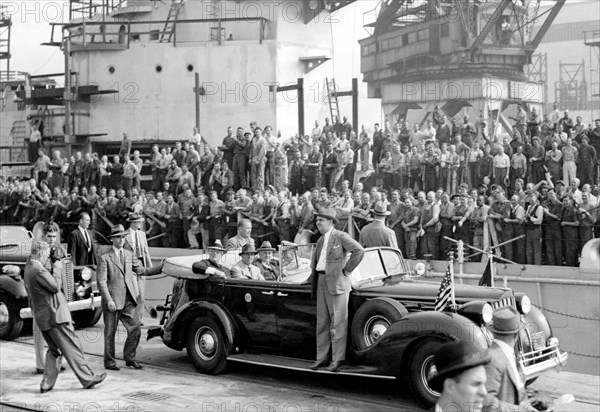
532,303 -> 600,321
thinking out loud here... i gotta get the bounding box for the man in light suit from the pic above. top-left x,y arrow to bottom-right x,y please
483,307 -> 540,412
24,241 -> 106,393
358,203 -> 398,248
230,244 -> 264,280
68,212 -> 96,266
97,224 -> 162,371
310,207 -> 364,372
124,213 -> 153,323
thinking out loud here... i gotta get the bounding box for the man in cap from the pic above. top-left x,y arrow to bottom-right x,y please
254,241 -> 278,281
97,225 -> 163,371
483,307 -> 540,412
25,240 -> 107,393
125,213 -> 153,323
192,240 -> 230,279
429,341 -> 491,412
231,244 -> 264,280
358,203 -> 398,248
310,207 -> 364,372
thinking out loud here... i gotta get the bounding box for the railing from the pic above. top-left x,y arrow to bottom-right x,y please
50,16 -> 269,49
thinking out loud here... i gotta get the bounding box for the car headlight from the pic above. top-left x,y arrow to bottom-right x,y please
458,301 -> 494,325
81,267 -> 92,281
414,262 -> 426,276
515,294 -> 531,315
482,303 -> 493,324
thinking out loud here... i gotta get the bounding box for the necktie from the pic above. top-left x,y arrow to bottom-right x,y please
84,230 -> 90,250
135,230 -> 141,258
120,249 -> 125,268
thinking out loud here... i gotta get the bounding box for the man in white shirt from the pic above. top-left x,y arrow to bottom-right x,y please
309,207 -> 364,372
230,244 -> 264,280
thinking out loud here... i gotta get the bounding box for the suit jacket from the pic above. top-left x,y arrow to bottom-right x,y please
124,229 -> 153,268
68,226 -> 96,266
225,235 -> 255,251
253,258 -> 278,281
97,248 -> 159,310
311,229 -> 364,296
483,341 -> 527,412
358,220 -> 399,249
23,259 -> 71,331
230,261 -> 264,280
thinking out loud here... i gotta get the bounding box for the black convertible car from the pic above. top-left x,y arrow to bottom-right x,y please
148,244 -> 567,407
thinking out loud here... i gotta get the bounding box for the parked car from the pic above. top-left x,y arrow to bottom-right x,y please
148,244 -> 568,407
0,225 -> 102,340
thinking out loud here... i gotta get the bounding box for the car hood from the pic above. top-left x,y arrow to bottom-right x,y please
353,276 -> 509,304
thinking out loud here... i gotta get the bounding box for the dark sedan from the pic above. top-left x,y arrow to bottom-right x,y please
148,244 -> 567,408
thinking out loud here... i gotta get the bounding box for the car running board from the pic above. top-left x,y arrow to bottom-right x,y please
227,353 -> 395,379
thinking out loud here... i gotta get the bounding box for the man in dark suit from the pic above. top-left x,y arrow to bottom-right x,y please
24,241 -> 106,393
429,341 -> 491,412
310,207 -> 364,372
68,212 -> 95,266
483,307 -> 540,412
97,225 -> 162,371
253,241 -> 278,281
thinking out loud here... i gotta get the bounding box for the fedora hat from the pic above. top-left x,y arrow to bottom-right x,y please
314,207 -> 339,224
257,241 -> 276,252
487,306 -> 523,335
127,213 -> 145,223
109,224 -> 129,238
371,203 -> 391,216
429,341 -> 491,392
207,239 -> 226,252
239,244 -> 258,255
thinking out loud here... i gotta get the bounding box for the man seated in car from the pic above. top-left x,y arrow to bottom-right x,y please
230,244 -> 265,281
280,241 -> 312,282
191,240 -> 230,279
253,241 -> 278,281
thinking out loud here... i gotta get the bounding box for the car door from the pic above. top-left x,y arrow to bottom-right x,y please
223,279 -> 280,350
274,282 -> 316,359
0,227 -> 31,270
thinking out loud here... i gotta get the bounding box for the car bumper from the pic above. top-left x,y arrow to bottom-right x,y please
519,340 -> 569,380
19,296 -> 102,319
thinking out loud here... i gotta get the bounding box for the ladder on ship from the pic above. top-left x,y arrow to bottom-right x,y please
325,78 -> 340,121
160,0 -> 186,43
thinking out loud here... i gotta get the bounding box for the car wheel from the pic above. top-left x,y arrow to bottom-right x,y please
186,316 -> 228,374
351,298 -> 408,350
0,293 -> 23,341
72,308 -> 102,329
407,338 -> 448,408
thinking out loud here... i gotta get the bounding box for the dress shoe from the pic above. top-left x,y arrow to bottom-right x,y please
324,360 -> 344,372
105,364 -> 120,371
36,368 -> 44,375
40,387 -> 53,394
308,360 -> 329,370
85,372 -> 107,389
126,361 -> 143,369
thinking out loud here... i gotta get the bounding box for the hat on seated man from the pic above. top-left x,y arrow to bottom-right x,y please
192,240 -> 229,279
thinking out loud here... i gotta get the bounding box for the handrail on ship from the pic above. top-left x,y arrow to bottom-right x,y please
48,17 -> 270,47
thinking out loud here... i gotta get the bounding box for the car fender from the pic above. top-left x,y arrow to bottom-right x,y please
520,305 -> 552,350
0,275 -> 28,300
163,299 -> 240,352
351,311 -> 487,376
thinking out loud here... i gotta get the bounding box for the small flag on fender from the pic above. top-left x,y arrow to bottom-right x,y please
434,265 -> 453,311
478,261 -> 492,287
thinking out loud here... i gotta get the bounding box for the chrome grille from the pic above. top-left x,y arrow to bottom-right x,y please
491,297 -> 515,310
63,255 -> 75,302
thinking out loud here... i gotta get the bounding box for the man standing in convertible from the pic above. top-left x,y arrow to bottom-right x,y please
310,207 -> 364,372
